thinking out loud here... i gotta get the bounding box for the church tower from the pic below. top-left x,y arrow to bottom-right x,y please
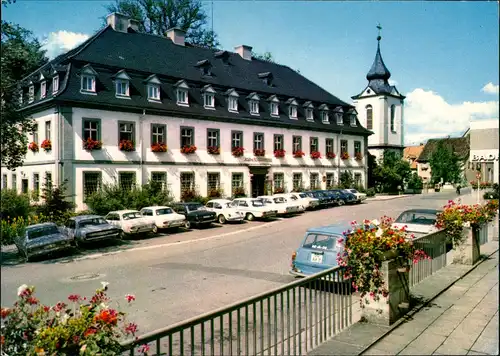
351,25 -> 405,162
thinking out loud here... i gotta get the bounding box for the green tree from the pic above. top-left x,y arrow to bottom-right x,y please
252,51 -> 275,62
429,140 -> 461,184
37,178 -> 75,224
373,151 -> 411,193
1,21 -> 48,169
104,0 -> 219,48
0,189 -> 31,220
407,172 -> 423,190
339,170 -> 354,189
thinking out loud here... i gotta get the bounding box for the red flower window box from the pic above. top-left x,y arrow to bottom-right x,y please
293,150 -> 305,158
151,142 -> 167,153
254,149 -> 266,157
232,147 -> 245,157
28,142 -> 39,153
274,187 -> 285,194
326,152 -> 336,159
207,146 -> 220,155
181,145 -> 197,154
274,149 -> 286,158
341,152 -> 350,160
310,151 -> 321,159
119,139 -> 135,152
355,152 -> 363,161
41,139 -> 52,152
83,138 -> 103,151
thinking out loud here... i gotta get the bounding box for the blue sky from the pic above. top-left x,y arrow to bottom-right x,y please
3,0 -> 499,144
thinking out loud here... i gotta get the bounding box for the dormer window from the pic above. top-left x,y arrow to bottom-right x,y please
28,84 -> 34,103
201,85 -> 216,109
196,60 -> 212,76
319,104 -> 329,123
80,64 -> 97,94
303,101 -> 314,121
144,74 -> 161,102
334,107 -> 344,125
247,92 -> 260,115
113,70 -> 131,98
268,95 -> 279,117
174,80 -> 189,106
348,108 -> 358,126
52,76 -> 59,93
225,89 -> 239,113
258,72 -> 273,86
286,98 -> 298,120
40,81 -> 46,99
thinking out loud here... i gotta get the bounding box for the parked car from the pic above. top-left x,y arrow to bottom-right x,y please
290,222 -> 351,277
392,209 -> 441,236
257,195 -> 301,216
14,222 -> 74,262
172,202 -> 217,229
104,210 -> 157,237
292,192 -> 320,210
319,190 -> 343,207
205,199 -> 245,224
139,206 -> 186,230
303,191 -> 331,208
330,189 -> 357,205
230,198 -> 278,221
326,190 -> 345,206
273,193 -> 306,212
63,215 -> 121,247
342,189 -> 367,204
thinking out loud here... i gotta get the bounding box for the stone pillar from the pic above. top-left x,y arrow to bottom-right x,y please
361,257 -> 410,326
450,225 -> 481,265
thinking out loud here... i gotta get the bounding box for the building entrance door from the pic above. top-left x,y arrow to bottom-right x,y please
251,174 -> 265,197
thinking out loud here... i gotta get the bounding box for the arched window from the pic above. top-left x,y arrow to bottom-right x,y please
390,105 -> 396,132
365,105 -> 373,130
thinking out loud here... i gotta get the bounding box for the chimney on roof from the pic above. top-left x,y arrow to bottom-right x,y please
106,12 -> 130,33
235,45 -> 252,61
128,19 -> 140,32
166,27 -> 186,46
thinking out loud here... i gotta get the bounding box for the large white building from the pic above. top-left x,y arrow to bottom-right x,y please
351,33 -> 405,161
1,13 -> 373,211
469,119 -> 499,184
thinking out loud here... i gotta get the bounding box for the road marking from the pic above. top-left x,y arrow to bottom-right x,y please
61,219 -> 284,263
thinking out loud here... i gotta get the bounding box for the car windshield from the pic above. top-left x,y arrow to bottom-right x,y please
123,212 -> 142,220
224,203 -> 233,208
252,200 -> 264,207
261,198 -> 273,204
27,225 -> 60,240
349,189 -> 357,193
395,211 -> 438,225
156,208 -> 173,215
273,197 -> 286,203
299,193 -> 307,198
78,218 -> 107,227
302,233 -> 341,252
289,195 -> 298,201
187,204 -> 205,212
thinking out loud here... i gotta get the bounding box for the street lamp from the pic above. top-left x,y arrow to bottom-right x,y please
476,171 -> 481,204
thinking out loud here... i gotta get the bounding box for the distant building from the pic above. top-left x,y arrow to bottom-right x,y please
468,119 -> 499,184
403,144 -> 425,172
352,31 -> 405,161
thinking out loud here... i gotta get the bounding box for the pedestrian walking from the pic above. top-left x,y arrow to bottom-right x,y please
456,184 -> 461,195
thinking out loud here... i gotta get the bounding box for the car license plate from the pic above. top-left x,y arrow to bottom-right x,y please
311,253 -> 323,263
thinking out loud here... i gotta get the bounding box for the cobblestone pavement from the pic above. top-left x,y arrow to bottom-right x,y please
363,251 -> 499,355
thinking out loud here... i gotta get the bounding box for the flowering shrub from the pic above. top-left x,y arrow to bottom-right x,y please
293,150 -> 305,158
232,147 -> 245,157
254,149 -> 265,157
355,152 -> 363,161
119,139 -> 135,152
326,152 -> 336,159
83,138 -> 102,151
151,142 -> 167,153
0,283 -> 149,355
274,187 -> 285,194
341,152 -> 350,160
274,149 -> 286,158
208,188 -> 223,198
181,189 -> 198,202
484,199 -> 499,221
470,181 -> 492,190
232,186 -> 246,198
181,145 -> 197,154
310,151 -> 321,159
207,146 -> 220,155
40,139 -> 52,152
28,142 -> 39,153
337,217 -> 429,307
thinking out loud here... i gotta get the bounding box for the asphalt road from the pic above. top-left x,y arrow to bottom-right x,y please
0,190 -> 462,337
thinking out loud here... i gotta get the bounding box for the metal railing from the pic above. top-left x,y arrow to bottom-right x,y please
409,231 -> 448,288
122,267 -> 352,355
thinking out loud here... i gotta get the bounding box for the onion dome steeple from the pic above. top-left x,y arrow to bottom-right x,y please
366,24 -> 391,82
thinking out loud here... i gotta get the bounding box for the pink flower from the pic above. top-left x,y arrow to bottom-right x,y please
53,302 -> 67,312
138,344 -> 151,354
125,322 -> 138,335
125,294 -> 136,303
68,294 -> 80,302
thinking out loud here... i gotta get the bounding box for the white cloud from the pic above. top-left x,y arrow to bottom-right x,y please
481,82 -> 499,95
41,31 -> 90,59
404,88 -> 498,145
388,79 -> 398,86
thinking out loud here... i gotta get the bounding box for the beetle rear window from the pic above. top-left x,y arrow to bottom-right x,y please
302,233 -> 341,251
27,225 -> 59,240
156,208 -> 173,215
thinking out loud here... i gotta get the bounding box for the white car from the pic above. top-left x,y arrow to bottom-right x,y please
342,189 -> 367,204
293,192 -> 320,209
257,195 -> 301,216
205,199 -> 245,224
139,206 -> 186,229
104,210 -> 157,237
230,198 -> 278,221
273,193 -> 306,212
392,209 -> 441,237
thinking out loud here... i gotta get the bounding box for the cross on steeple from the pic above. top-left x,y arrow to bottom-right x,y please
376,23 -> 382,41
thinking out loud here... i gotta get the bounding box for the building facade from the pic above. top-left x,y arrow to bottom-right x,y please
1,13 -> 372,210
352,33 -> 405,161
469,119 -> 499,184
403,144 -> 425,173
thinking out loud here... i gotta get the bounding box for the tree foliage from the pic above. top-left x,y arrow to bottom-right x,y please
429,140 -> 462,184
36,178 -> 75,224
339,170 -> 354,189
104,0 -> 219,48
372,151 -> 412,193
0,189 -> 31,220
1,20 -> 48,169
407,172 -> 423,190
252,51 -> 275,62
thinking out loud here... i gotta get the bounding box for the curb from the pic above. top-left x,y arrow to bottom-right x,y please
366,195 -> 411,201
358,247 -> 499,355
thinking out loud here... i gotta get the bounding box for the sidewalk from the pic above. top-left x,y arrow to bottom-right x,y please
366,194 -> 411,201
362,250 -> 499,355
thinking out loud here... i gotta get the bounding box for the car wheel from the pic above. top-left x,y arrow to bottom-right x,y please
218,215 -> 226,224
246,213 -> 255,221
184,221 -> 191,229
74,239 -> 81,248
152,225 -> 158,234
119,231 -> 125,239
23,250 -> 30,263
